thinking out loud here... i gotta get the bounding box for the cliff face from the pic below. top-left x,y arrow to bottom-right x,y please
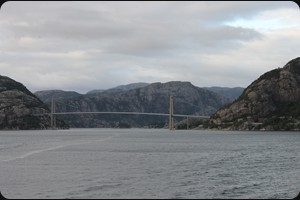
52,81 -> 231,128
0,75 -> 68,130
208,57 -> 300,130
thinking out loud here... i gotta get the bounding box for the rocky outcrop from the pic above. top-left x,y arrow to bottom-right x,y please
0,75 -> 68,129
50,81 -> 231,128
208,57 -> 300,130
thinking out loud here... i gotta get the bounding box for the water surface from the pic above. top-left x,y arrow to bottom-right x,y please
0,129 -> 299,199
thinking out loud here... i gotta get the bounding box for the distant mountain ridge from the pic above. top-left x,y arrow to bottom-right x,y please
207,57 -> 300,131
36,83 -> 242,105
204,87 -> 244,101
47,81 -> 231,128
86,82 -> 149,95
113,82 -> 150,91
34,90 -> 82,103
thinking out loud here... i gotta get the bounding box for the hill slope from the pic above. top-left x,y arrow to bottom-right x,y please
0,75 -> 68,129
208,57 -> 300,130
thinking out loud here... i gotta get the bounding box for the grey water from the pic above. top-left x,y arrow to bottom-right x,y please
0,129 -> 299,199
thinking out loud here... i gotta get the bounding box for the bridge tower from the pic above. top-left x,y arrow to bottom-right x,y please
50,97 -> 56,129
169,95 -> 174,130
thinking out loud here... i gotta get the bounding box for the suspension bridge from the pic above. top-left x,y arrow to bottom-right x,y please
48,96 -> 210,130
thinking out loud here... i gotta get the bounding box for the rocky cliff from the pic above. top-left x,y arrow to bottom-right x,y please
51,81 -> 231,128
0,75 -> 68,129
208,57 -> 300,130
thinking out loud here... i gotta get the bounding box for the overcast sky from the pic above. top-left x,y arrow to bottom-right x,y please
0,1 -> 299,93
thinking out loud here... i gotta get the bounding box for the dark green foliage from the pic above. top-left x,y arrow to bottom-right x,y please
0,75 -> 40,100
285,57 -> 300,74
145,122 -> 165,128
272,101 -> 300,117
176,118 -> 209,130
256,68 -> 281,83
23,115 -> 41,129
115,121 -> 131,128
262,117 -> 295,131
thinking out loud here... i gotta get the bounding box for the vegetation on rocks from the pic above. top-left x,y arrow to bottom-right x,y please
207,57 -> 300,131
0,75 -> 68,130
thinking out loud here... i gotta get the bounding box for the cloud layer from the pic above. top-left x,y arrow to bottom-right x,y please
0,1 -> 299,93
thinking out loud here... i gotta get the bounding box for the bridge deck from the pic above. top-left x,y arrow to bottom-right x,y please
35,111 -> 210,118
54,111 -> 210,118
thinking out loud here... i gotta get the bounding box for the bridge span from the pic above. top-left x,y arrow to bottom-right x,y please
48,96 -> 210,130
52,111 -> 210,118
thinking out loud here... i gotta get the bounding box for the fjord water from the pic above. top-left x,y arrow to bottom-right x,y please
0,129 -> 299,199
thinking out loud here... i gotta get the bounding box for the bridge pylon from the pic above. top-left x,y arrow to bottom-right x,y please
50,97 -> 56,129
169,95 -> 174,130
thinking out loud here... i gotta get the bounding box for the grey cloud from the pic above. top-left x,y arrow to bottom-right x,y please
0,1 -> 299,93
204,26 -> 263,41
1,2 -> 264,58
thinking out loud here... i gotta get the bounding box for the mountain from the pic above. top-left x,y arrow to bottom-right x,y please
86,82 -> 149,95
0,75 -> 68,129
113,82 -> 150,91
204,87 -> 245,101
34,90 -> 82,103
53,81 -> 231,128
207,57 -> 300,131
86,89 -> 105,95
